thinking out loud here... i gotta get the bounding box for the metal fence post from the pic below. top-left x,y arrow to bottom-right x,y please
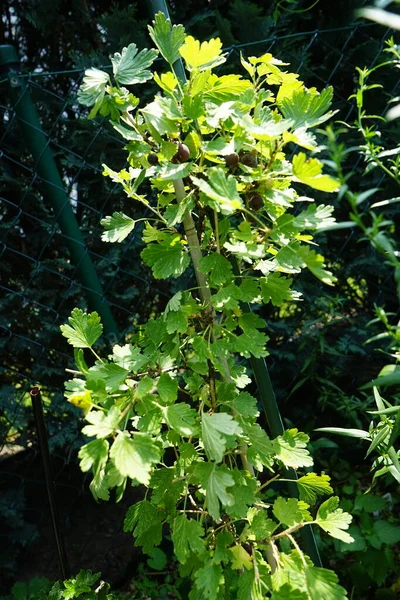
0,45 -> 119,338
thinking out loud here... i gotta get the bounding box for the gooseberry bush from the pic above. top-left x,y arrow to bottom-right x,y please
62,13 -> 353,599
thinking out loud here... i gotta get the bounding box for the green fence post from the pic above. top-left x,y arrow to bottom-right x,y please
145,0 -> 322,567
0,45 -> 119,338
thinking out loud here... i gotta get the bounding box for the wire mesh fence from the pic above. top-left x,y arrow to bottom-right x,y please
0,18 -> 399,585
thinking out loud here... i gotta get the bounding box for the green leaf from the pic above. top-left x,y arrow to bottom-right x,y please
243,422 -> 275,469
201,412 -> 242,463
157,373 -> 178,404
100,212 -> 135,243
293,204 -> 335,231
271,585 -> 308,600
316,497 -> 354,543
229,545 -> 253,570
280,87 -> 336,128
110,432 -> 160,485
260,273 -> 293,307
274,429 -> 313,469
305,566 -> 348,600
231,392 -> 259,420
298,246 -> 336,286
78,439 -> 109,472
203,74 -> 252,103
273,497 -> 304,527
141,100 -> 179,139
233,330 -> 269,359
148,12 -> 186,66
88,362 -> 129,393
62,570 -> 100,600
297,473 -> 333,504
360,366 -> 400,389
293,153 -> 339,192
225,470 -> 258,519
141,238 -> 190,279
193,463 -> 235,520
78,68 -> 109,113
315,427 -> 371,440
147,547 -> 167,571
194,563 -> 224,599
179,36 -> 226,71
60,308 -> 102,348
111,43 -> 158,85
172,514 -> 205,564
124,500 -> 163,553
82,406 -> 121,439
162,403 -> 198,436
373,520 -> 400,545
192,168 -> 243,214
198,253 -> 233,287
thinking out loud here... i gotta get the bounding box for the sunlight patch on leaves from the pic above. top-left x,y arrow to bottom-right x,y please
179,36 -> 226,71
100,212 -> 135,243
316,496 -> 354,543
111,43 -> 158,85
61,308 -> 102,348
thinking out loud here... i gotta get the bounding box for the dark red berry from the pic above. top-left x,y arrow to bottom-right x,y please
224,153 -> 239,168
248,193 -> 264,211
240,153 -> 258,168
148,153 -> 159,165
175,143 -> 190,163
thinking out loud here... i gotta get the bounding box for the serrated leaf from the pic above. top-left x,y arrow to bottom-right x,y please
297,473 -> 333,504
124,500 -> 163,553
293,204 -> 335,231
192,168 -> 243,214
88,362 -> 129,393
111,43 -> 158,85
172,514 -> 205,564
231,392 -> 259,420
162,403 -> 198,436
194,563 -> 224,599
274,429 -> 313,469
260,273 -> 293,307
110,432 -> 160,485
243,422 -> 275,469
157,373 -> 178,404
203,73 -> 252,103
78,68 -> 109,114
78,438 -> 109,473
280,87 -> 336,128
271,585 -> 308,600
198,253 -> 233,286
273,497 -> 304,527
148,12 -> 186,66
305,566 -> 348,600
298,245 -> 336,286
179,36 -> 226,71
193,463 -> 234,520
201,412 -> 242,463
293,153 -> 339,192
82,406 -> 121,439
373,520 -> 400,544
60,308 -> 102,348
141,238 -> 190,279
100,212 -> 135,243
316,496 -> 354,543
